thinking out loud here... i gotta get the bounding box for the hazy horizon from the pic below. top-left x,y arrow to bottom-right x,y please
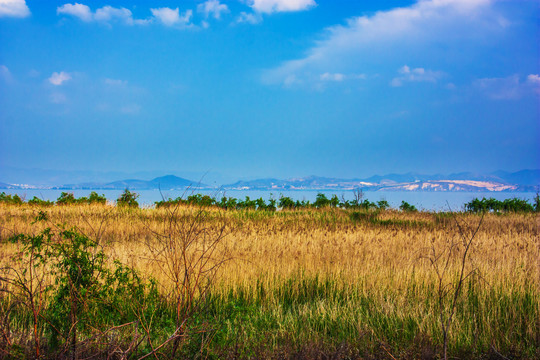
1,0 -> 539,181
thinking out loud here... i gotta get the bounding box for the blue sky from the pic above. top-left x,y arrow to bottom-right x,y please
0,0 -> 538,183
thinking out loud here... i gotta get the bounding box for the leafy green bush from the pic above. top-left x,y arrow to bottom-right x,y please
28,196 -> 54,206
56,192 -> 77,205
399,201 -> 417,212
0,192 -> 23,205
88,191 -> 107,204
116,189 -> 139,208
314,193 -> 330,208
237,196 -> 256,210
377,200 -> 390,210
8,225 -> 163,356
279,196 -> 295,209
465,197 -> 535,213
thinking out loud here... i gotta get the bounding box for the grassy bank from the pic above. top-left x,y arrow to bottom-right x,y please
0,203 -> 538,359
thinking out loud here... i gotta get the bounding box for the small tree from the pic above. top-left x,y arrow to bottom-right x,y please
0,192 -> 24,205
314,193 -> 330,208
400,200 -> 417,212
88,191 -> 107,205
56,192 -> 77,205
279,196 -> 295,210
117,189 -> 139,208
377,200 -> 390,210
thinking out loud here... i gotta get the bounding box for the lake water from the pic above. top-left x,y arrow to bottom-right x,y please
2,189 -> 537,211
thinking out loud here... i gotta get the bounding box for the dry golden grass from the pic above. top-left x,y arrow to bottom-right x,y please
1,203 -> 537,293
1,203 -> 538,356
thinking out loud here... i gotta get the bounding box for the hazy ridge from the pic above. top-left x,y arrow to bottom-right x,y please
1,170 -> 538,192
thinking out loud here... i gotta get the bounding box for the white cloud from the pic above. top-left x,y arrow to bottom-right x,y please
57,3 -> 93,22
527,74 -> 540,85
94,6 -> 134,24
197,0 -> 228,19
248,0 -> 316,14
0,0 -> 30,18
58,3 -> 144,25
390,65 -> 443,87
57,3 -> 197,28
263,0 -> 502,85
48,71 -> 71,86
150,7 -> 192,27
236,11 -> 262,24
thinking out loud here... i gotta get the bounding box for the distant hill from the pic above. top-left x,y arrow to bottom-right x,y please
0,182 -> 12,189
58,175 -> 205,190
149,175 -> 202,189
491,169 -> 540,186
4,169 -> 538,192
223,170 -> 539,192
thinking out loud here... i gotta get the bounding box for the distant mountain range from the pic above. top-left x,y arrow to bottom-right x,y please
53,175 -> 207,190
221,170 -> 540,192
0,170 -> 538,192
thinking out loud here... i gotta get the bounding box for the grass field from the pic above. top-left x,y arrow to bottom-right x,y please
0,203 -> 538,359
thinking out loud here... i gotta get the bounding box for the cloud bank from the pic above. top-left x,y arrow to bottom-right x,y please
263,0 -> 504,86
57,3 -> 194,27
248,0 -> 316,14
0,0 -> 30,18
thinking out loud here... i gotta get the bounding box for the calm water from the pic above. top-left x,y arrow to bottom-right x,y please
2,189 -> 537,211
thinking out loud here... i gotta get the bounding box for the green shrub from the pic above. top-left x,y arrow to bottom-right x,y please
28,196 -> 54,206
88,191 -> 107,205
10,226 -> 162,354
465,197 -> 535,213
56,192 -> 77,205
0,192 -> 23,205
279,196 -> 295,209
116,189 -> 139,208
377,200 -> 390,210
399,201 -> 417,212
314,193 -> 330,208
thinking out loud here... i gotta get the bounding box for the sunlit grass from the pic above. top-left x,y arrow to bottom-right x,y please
0,203 -> 538,358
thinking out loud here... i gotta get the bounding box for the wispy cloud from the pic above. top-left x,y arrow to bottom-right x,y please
48,71 -> 71,86
0,0 -> 30,18
263,0 -> 503,86
320,72 -> 344,82
57,3 -> 195,27
0,65 -> 12,82
319,73 -> 366,82
527,74 -> 540,85
390,65 -> 443,87
235,11 -> 262,24
50,92 -> 67,104
104,78 -> 128,86
248,0 -> 316,14
474,74 -> 539,100
120,104 -> 141,115
197,0 -> 229,20
57,3 -> 148,25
